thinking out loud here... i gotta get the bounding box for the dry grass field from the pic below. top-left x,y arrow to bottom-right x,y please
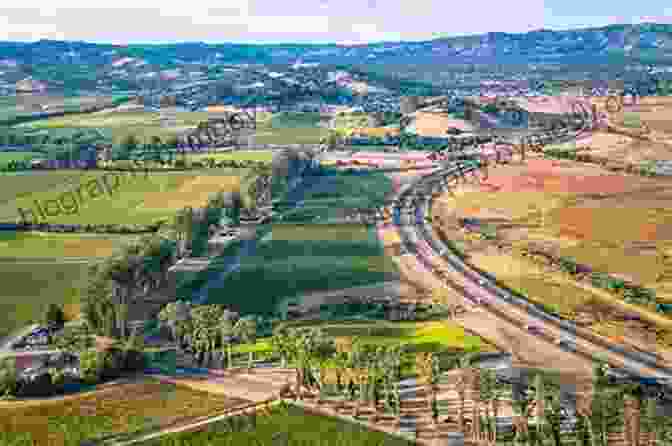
432,157 -> 672,350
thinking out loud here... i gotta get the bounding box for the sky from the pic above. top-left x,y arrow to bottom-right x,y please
0,1 -> 671,44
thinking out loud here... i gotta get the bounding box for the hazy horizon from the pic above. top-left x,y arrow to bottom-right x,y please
0,1 -> 671,45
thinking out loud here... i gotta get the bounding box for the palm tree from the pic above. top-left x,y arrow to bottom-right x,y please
234,316 -> 258,370
350,338 -> 374,419
106,254 -> 140,339
174,207 -> 194,257
190,305 -> 224,368
454,350 -> 478,435
512,379 -> 535,446
270,323 -> 293,368
534,371 -> 547,446
379,344 -> 403,426
589,357 -> 610,446
157,302 -> 180,342
219,309 -> 238,369
307,329 -> 336,406
479,367 -> 499,445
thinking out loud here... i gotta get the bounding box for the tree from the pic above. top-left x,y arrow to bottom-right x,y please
0,358 -> 18,397
103,249 -> 142,340
54,324 -> 94,353
158,302 -> 180,342
42,302 -> 66,330
588,357 -> 611,446
479,367 -> 499,444
305,329 -> 336,405
79,349 -> 106,384
219,309 -> 238,369
121,134 -> 139,158
234,316 -> 258,370
270,323 -> 293,368
512,375 -> 535,446
190,305 -> 225,368
174,207 -> 195,257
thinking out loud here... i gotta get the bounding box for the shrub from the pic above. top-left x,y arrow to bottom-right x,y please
0,358 -> 18,397
558,257 -> 578,275
43,303 -> 66,327
48,367 -> 67,393
16,372 -> 53,397
79,349 -> 105,384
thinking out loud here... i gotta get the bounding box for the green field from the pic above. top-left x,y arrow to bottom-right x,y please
0,378 -> 247,446
252,127 -> 329,145
0,231 -> 137,258
18,108 -> 329,146
268,111 -> 323,128
0,151 -> 45,168
0,260 -> 88,338
0,169 -> 241,225
0,171 -> 89,207
186,150 -> 273,164
191,232 -> 397,316
139,404 -> 414,446
236,320 -> 483,356
17,111 -> 207,145
179,169 -> 395,311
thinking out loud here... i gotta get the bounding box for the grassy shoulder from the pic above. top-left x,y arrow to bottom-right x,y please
0,377 -> 249,446
281,320 -> 484,354
138,403 -> 414,446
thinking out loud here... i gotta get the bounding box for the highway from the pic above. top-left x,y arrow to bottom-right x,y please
385,98 -> 672,388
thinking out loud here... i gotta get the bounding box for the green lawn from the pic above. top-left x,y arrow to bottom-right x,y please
138,404 -> 414,446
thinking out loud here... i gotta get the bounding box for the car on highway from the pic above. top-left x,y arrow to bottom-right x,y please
525,324 -> 543,335
556,337 -> 576,349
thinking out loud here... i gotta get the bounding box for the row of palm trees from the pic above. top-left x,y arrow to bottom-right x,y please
269,325 -> 406,421
480,358 -> 672,446
274,325 -> 672,446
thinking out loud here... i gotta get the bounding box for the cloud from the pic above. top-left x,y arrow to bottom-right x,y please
0,1 -> 669,43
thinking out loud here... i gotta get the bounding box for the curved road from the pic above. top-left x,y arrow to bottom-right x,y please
387,98 -> 672,388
